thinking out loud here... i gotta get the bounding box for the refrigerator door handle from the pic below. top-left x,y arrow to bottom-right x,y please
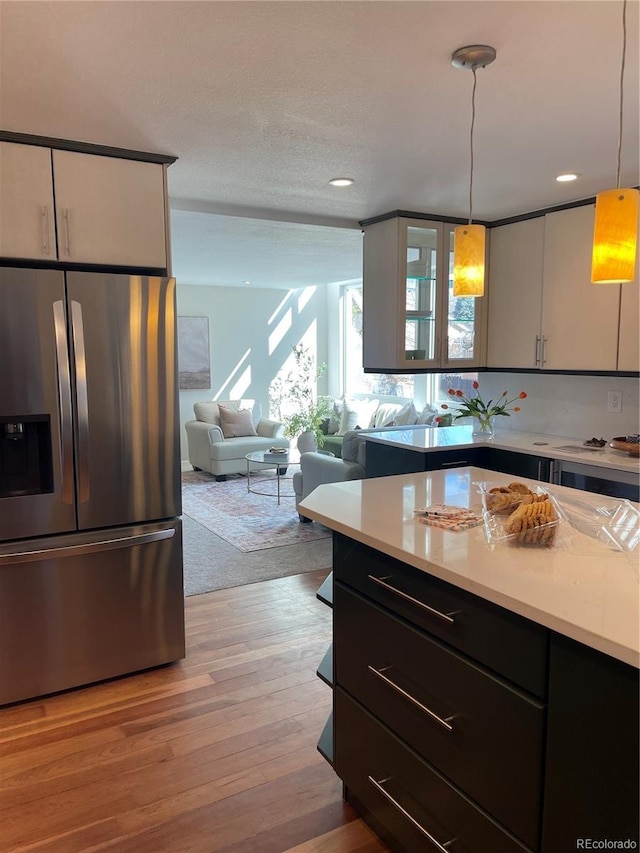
53,300 -> 75,505
71,300 -> 90,503
0,528 -> 175,565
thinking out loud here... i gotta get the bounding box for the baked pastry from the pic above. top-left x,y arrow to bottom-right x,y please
486,491 -> 522,514
505,498 -> 558,545
508,482 -> 532,494
485,481 -> 551,516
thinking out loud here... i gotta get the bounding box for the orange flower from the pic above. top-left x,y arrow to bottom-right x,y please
438,382 -> 528,424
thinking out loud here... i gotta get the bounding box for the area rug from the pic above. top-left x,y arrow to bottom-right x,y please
181,470 -> 332,552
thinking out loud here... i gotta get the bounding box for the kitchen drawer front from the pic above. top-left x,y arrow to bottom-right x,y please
334,533 -> 548,697
335,688 -> 532,853
425,448 -> 487,471
335,583 -> 544,849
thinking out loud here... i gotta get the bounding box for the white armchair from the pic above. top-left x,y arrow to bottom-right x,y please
185,399 -> 289,480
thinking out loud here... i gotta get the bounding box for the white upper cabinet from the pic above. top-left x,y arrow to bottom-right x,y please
363,215 -> 486,372
541,205 -> 619,371
0,142 -> 56,260
0,141 -> 169,269
52,150 -> 167,268
487,217 -> 545,369
488,205 -> 625,372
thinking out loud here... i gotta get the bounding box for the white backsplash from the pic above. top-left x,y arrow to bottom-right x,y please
477,373 -> 639,440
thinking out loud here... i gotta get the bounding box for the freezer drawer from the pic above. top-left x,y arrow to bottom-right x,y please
0,520 -> 185,706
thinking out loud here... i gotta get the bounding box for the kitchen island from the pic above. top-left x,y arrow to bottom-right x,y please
300,468 -> 639,852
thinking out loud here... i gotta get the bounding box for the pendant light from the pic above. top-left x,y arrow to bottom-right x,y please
451,45 -> 496,297
591,0 -> 639,284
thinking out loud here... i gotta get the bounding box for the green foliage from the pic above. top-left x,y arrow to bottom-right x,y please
451,295 -> 476,322
280,345 -> 331,447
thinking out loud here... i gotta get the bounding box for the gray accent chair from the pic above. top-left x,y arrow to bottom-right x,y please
293,424 -> 431,521
185,399 -> 289,480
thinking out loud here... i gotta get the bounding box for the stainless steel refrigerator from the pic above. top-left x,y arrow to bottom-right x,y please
0,268 -> 185,706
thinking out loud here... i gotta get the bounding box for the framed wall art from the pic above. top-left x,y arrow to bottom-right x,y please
177,316 -> 211,390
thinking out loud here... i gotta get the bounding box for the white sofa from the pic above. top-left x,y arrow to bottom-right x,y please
319,397 -> 437,457
185,399 -> 289,480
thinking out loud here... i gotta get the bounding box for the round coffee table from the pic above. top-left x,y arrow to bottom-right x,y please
245,450 -> 299,505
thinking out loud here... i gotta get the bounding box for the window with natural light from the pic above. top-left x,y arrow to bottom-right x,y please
342,284 -> 415,398
341,283 -> 477,411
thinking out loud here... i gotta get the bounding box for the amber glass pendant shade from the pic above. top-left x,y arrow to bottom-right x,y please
453,224 -> 485,296
591,188 -> 639,283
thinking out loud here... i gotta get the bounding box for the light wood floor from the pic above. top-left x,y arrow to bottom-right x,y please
0,570 -> 390,853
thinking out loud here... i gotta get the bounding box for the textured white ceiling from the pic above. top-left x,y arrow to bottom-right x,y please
1,0 -> 638,288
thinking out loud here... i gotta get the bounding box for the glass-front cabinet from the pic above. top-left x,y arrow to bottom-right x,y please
362,214 -> 487,372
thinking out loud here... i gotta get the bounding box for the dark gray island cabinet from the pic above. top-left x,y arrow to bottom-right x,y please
328,533 -> 639,853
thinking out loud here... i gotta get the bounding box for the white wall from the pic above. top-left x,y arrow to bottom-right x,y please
177,283 -> 329,461
476,372 -> 640,439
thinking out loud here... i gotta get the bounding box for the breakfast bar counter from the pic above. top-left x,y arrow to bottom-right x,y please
300,466 -> 639,666
300,467 -> 639,852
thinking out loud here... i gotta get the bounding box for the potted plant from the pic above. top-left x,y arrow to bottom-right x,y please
279,345 -> 332,452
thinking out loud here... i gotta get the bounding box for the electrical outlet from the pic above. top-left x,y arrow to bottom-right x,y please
607,390 -> 623,413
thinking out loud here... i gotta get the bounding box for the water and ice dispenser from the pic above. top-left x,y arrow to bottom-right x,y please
0,416 -> 54,498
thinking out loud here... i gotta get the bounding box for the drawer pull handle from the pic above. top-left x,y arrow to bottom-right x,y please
368,776 -> 457,852
367,575 -> 457,625
440,460 -> 467,467
368,666 -> 454,732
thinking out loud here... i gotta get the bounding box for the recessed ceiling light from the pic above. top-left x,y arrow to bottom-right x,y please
243,280 -> 251,285
556,173 -> 580,182
329,177 -> 354,187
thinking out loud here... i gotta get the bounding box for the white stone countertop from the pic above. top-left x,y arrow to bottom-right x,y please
299,466 -> 640,668
362,425 -> 640,476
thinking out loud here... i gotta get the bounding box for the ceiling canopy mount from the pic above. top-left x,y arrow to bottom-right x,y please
451,45 -> 497,71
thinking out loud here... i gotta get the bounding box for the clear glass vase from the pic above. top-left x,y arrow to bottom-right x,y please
472,414 -> 495,439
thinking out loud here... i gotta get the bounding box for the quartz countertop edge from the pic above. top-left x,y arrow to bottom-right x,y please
362,425 -> 640,475
300,467 -> 640,669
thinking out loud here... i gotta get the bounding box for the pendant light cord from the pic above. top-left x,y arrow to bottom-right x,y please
616,0 -> 627,189
468,66 -> 478,225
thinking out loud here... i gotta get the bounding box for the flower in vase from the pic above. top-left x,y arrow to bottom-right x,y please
439,381 -> 527,429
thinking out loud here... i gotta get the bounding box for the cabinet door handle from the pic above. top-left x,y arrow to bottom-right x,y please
368,776 -> 457,852
367,575 -> 457,624
534,334 -> 541,366
62,208 -> 72,256
541,335 -> 548,366
368,665 -> 454,732
440,460 -> 466,467
41,205 -> 51,254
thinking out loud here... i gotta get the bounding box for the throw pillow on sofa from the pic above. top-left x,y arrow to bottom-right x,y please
218,405 -> 258,438
416,404 -> 438,425
337,398 -> 360,435
393,401 -> 419,425
372,401 -> 404,428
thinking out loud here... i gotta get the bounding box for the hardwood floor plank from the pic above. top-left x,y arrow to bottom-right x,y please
0,569 -> 388,852
283,819 -> 391,853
